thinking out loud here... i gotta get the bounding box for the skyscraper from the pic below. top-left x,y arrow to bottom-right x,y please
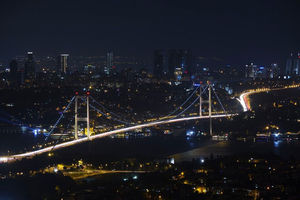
9,60 -> 18,74
9,59 -> 18,83
269,63 -> 280,79
57,54 -> 69,75
105,51 -> 113,75
168,49 -> 192,80
153,50 -> 166,78
285,53 -> 300,76
24,52 -> 36,79
245,63 -> 257,79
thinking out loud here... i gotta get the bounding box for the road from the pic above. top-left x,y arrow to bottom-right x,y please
64,169 -> 148,180
238,84 -> 300,112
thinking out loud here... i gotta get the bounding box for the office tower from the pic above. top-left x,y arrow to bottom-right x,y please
15,55 -> 25,69
296,53 -> 300,75
153,50 -> 166,78
9,60 -> 18,74
269,63 -> 280,78
9,60 -> 18,83
167,50 -> 178,79
245,63 -> 257,79
105,51 -> 113,75
57,54 -> 69,74
285,53 -> 294,75
24,52 -> 36,79
168,49 -> 192,80
183,50 -> 194,75
255,66 -> 267,78
285,53 -> 300,76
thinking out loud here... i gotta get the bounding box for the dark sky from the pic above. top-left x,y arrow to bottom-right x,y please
0,0 -> 299,65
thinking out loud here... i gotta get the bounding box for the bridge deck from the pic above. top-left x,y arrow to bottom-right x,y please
0,114 -> 235,163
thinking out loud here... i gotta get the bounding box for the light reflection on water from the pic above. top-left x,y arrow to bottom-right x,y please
1,126 -> 299,163
274,140 -> 281,148
171,140 -> 300,162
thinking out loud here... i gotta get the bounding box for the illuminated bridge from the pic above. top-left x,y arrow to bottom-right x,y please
1,83 -> 298,163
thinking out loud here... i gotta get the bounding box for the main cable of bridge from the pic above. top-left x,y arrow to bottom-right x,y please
79,96 -> 132,125
49,114 -> 75,153
212,86 -> 227,114
45,96 -> 75,141
169,85 -> 208,119
89,103 -> 132,125
89,95 -> 131,124
164,85 -> 201,117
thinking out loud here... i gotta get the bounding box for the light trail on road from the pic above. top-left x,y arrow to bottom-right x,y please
0,114 -> 234,163
65,169 -> 148,180
238,84 -> 300,112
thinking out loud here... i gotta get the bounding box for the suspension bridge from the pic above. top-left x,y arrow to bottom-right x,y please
1,82 -> 235,163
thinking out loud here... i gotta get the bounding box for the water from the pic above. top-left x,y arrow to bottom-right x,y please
1,127 -> 300,163
35,135 -> 300,165
170,140 -> 300,162
0,128 -> 45,155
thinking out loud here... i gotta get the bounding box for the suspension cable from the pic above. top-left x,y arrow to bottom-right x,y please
165,85 -> 209,118
89,103 -> 132,125
89,96 -> 129,121
171,95 -> 201,119
45,96 -> 75,141
79,96 -> 131,125
212,87 -> 227,114
49,117 -> 75,152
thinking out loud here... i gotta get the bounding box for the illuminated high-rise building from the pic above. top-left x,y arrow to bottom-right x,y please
57,54 -> 69,74
168,49 -> 192,80
245,63 -> 257,79
269,63 -> 280,78
24,52 -> 36,79
105,51 -> 113,75
153,49 -> 193,80
153,50 -> 167,78
9,60 -> 18,83
285,53 -> 300,76
9,60 -> 18,74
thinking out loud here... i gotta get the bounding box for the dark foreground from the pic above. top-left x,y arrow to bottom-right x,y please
0,153 -> 299,200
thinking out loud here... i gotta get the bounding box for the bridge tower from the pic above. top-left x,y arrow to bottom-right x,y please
74,91 -> 91,140
74,92 -> 79,139
208,82 -> 212,136
199,82 -> 202,117
199,81 -> 213,136
86,91 -> 90,139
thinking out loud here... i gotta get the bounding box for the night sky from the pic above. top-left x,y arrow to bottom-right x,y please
0,0 -> 299,65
